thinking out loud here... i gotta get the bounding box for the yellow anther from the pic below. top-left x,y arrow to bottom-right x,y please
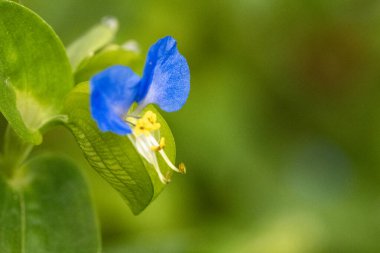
145,110 -> 157,124
133,111 -> 161,135
159,137 -> 166,148
178,163 -> 186,174
151,137 -> 166,151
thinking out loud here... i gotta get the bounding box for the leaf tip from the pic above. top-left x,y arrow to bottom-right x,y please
101,16 -> 119,31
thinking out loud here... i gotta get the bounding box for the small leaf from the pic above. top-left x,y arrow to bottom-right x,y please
62,83 -> 176,214
75,44 -> 140,83
67,17 -> 119,71
0,1 -> 73,144
0,154 -> 100,253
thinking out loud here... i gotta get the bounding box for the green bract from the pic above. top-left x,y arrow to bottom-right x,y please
0,1 -> 73,144
66,17 -> 119,71
75,44 -> 140,84
63,83 -> 176,214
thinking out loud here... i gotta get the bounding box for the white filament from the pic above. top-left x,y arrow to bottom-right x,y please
129,134 -> 168,183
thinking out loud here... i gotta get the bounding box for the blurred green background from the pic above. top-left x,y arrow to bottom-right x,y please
18,0 -> 380,252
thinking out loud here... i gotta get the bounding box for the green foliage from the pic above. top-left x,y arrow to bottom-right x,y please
75,44 -> 140,83
62,83 -> 176,214
67,17 -> 119,71
0,1 -> 73,144
0,154 -> 100,253
0,1 -> 181,251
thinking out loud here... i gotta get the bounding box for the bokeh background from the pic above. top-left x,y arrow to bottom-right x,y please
19,0 -> 380,252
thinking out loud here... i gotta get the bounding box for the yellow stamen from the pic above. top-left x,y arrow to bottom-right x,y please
145,110 -> 157,124
128,110 -> 187,183
160,137 -> 165,148
150,137 -> 166,151
164,171 -> 172,183
133,111 -> 161,135
178,163 -> 186,174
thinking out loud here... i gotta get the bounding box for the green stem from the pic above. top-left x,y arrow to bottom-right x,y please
1,125 -> 33,177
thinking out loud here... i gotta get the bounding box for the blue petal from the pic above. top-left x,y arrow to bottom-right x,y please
90,65 -> 141,135
137,36 -> 190,112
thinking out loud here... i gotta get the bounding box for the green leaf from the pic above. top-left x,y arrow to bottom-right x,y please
67,17 -> 119,71
62,83 -> 176,214
0,1 -> 73,144
74,44 -> 140,83
0,154 -> 100,253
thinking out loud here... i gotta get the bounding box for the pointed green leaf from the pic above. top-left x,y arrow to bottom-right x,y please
74,44 -> 140,83
0,154 -> 100,253
62,83 -> 176,214
0,1 -> 73,144
67,17 -> 119,71
62,83 -> 152,214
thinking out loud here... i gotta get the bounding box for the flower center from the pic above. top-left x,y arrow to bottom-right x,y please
125,110 -> 186,184
126,110 -> 161,135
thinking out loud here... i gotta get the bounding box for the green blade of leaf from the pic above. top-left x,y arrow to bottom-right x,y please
62,83 -> 153,214
0,1 -> 73,144
67,17 -> 119,71
75,44 -> 140,84
0,154 -> 100,253
62,83 -> 177,214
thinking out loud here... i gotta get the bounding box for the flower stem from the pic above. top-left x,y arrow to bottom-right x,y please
1,125 -> 33,178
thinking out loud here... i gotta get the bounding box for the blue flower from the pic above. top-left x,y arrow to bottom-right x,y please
90,36 -> 189,183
